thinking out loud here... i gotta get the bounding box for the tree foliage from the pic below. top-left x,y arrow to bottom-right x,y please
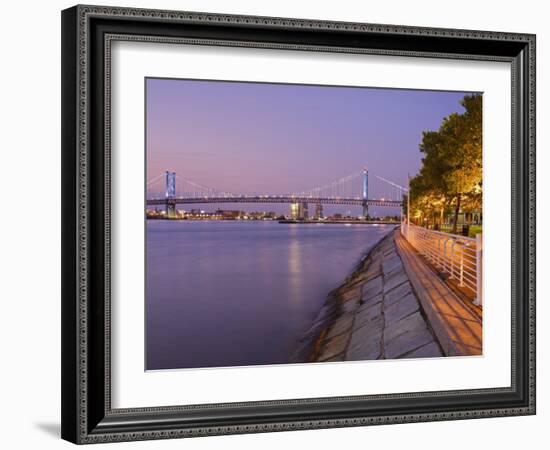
408,94 -> 482,232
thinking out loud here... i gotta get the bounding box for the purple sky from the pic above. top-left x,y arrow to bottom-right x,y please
146,78 -> 475,211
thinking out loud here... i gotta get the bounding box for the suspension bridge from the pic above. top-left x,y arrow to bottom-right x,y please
146,168 -> 407,219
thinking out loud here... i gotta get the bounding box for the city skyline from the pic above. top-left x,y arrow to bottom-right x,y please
146,77 -> 477,202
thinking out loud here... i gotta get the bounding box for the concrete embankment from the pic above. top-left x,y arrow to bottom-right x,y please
292,228 -> 445,362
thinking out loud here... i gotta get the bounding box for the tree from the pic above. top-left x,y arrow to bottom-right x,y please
409,94 -> 482,233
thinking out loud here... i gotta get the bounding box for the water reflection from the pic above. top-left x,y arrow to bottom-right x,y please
288,230 -> 304,307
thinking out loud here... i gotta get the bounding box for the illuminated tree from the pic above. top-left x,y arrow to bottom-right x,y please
409,94 -> 482,233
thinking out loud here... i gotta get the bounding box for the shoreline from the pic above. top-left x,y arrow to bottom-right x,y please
278,220 -> 399,225
290,227 -> 397,362
291,227 -> 448,363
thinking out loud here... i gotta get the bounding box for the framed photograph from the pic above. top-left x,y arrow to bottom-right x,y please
61,5 -> 536,444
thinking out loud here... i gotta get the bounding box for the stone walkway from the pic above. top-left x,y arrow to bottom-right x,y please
311,230 -> 443,362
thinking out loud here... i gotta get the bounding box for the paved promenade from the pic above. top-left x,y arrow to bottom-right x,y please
297,228 -> 482,363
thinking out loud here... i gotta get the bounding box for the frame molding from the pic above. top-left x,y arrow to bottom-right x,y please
61,4 -> 536,444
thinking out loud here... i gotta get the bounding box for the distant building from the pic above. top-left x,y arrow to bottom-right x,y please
290,202 -> 309,220
299,202 -> 309,220
290,202 -> 300,220
215,209 -> 243,219
314,202 -> 323,219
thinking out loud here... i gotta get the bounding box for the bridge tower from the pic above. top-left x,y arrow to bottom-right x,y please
165,171 -> 176,218
362,167 -> 369,219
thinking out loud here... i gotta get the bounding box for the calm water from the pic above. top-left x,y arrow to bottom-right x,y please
146,221 -> 395,370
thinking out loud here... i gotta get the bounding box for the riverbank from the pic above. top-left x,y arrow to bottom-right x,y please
279,220 -> 399,225
292,228 -> 444,362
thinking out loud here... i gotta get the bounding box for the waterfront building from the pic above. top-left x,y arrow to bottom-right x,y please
290,202 -> 299,220
290,201 -> 309,220
298,202 -> 309,220
215,210 -> 243,219
314,202 -> 324,219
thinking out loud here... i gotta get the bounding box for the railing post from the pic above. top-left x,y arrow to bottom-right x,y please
474,233 -> 483,306
449,240 -> 456,278
443,238 -> 448,270
459,244 -> 464,287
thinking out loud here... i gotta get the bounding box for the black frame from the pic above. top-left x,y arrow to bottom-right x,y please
61,4 -> 536,444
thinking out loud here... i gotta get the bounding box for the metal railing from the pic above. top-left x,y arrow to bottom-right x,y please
401,222 -> 482,306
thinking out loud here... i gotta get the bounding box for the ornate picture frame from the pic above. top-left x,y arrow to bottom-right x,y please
61,5 -> 535,444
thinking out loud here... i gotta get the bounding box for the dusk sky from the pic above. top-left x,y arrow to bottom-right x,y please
146,78 -> 476,205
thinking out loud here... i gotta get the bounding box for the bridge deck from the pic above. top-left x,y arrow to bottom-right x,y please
146,196 -> 402,207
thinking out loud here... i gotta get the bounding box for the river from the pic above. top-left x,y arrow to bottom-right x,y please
146,220 -> 395,370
